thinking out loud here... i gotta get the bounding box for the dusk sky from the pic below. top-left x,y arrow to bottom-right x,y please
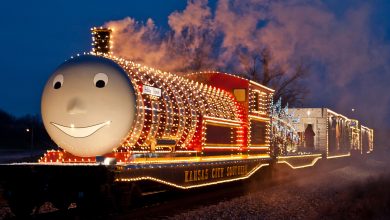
0,0 -> 187,117
1,0 -> 390,141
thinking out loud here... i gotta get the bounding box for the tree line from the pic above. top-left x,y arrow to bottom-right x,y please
0,109 -> 54,150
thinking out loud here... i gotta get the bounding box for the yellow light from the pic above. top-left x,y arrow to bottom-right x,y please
115,163 -> 269,189
278,156 -> 322,169
249,115 -> 270,121
327,153 -> 350,159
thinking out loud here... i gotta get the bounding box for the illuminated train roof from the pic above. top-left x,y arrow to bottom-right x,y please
41,52 -> 276,158
103,53 -> 248,153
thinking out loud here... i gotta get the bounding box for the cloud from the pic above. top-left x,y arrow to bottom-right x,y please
104,0 -> 390,141
105,0 -> 215,72
105,17 -> 168,69
168,0 -> 212,36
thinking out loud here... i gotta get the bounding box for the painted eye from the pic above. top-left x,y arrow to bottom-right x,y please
53,74 -> 64,89
94,73 -> 108,88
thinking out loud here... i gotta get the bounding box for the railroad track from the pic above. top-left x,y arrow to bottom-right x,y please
0,158 -> 351,219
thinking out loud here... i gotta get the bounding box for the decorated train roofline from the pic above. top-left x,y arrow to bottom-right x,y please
34,27 -> 373,188
1,27 -> 373,192
0,26 -> 376,218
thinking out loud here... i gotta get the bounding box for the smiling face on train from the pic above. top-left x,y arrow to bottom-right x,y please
41,55 -> 136,157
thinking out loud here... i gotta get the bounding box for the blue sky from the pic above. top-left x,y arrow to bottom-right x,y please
0,0 -> 189,116
0,0 -> 389,129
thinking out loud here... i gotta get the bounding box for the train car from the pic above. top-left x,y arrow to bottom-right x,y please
0,27 -> 373,216
360,125 -> 374,154
291,108 -> 374,157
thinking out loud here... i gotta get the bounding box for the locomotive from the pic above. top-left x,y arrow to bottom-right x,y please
0,27 -> 374,215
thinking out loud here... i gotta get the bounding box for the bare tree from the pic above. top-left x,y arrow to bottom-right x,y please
165,29 -> 309,107
166,27 -> 215,73
240,48 -> 309,106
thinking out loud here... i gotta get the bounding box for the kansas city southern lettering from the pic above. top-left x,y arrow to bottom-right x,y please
184,165 -> 248,183
226,165 -> 248,177
184,169 -> 209,183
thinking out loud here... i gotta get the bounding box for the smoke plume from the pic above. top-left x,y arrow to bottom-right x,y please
104,0 -> 390,147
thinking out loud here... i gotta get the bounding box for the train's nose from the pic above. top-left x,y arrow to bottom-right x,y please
41,55 -> 137,157
67,98 -> 87,115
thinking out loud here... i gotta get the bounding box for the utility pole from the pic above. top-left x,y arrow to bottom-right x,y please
26,125 -> 34,159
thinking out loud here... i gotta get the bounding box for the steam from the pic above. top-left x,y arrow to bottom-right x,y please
104,0 -> 390,146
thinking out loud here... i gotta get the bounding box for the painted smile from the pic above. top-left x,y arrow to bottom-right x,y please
51,121 -> 111,138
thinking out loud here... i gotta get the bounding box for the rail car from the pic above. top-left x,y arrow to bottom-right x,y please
291,108 -> 374,156
0,27 -> 374,216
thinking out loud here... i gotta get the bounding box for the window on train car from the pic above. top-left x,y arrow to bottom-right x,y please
233,89 -> 246,102
205,124 -> 232,144
157,139 -> 176,145
250,121 -> 267,145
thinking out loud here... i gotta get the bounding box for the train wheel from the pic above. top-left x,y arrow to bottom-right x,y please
76,190 -> 102,217
113,182 -> 142,212
76,184 -> 115,216
49,191 -> 73,211
6,190 -> 36,217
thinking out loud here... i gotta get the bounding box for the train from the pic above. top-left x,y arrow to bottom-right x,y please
0,27 -> 374,216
